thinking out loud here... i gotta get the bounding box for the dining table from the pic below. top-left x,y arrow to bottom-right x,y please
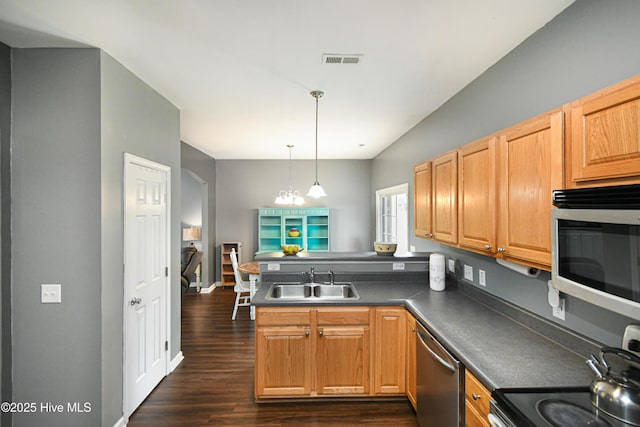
238,261 -> 260,320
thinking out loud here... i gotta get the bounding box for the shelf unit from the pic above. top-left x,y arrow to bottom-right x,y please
221,242 -> 241,286
258,208 -> 330,253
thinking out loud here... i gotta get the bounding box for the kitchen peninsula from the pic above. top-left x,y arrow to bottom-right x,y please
251,259 -> 598,404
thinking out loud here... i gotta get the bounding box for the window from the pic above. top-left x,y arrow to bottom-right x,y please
376,183 -> 409,255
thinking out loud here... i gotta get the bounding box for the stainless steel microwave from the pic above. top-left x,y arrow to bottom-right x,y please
551,185 -> 640,319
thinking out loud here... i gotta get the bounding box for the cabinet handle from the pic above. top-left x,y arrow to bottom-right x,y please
425,233 -> 433,238
472,393 -> 481,401
497,247 -> 506,254
485,244 -> 492,250
319,330 -> 323,337
305,330 -> 309,337
412,327 -> 416,332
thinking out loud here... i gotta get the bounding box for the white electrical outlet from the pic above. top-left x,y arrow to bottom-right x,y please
41,284 -> 62,303
409,245 -> 416,252
464,265 -> 473,282
267,263 -> 280,271
552,298 -> 566,320
622,324 -> 640,355
448,259 -> 456,273
479,270 -> 486,286
392,262 -> 405,271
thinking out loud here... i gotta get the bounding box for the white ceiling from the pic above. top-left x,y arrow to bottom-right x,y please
0,0 -> 574,159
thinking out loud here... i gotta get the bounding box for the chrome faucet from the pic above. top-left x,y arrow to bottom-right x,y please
327,270 -> 335,285
303,266 -> 315,283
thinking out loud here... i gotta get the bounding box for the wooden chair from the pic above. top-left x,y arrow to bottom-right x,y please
230,248 -> 251,320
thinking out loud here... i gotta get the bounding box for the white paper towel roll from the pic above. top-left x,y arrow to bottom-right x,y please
429,253 -> 446,291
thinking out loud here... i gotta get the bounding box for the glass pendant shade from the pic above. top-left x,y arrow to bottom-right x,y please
307,181 -> 326,198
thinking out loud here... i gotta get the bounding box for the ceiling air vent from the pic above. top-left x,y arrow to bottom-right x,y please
322,54 -> 363,64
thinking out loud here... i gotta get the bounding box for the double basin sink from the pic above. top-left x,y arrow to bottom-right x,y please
266,282 -> 359,301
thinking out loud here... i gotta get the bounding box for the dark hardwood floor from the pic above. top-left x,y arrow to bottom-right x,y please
128,287 -> 419,426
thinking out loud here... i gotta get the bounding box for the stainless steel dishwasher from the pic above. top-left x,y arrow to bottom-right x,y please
416,322 -> 464,427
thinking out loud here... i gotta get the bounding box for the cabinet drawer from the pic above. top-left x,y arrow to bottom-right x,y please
256,307 -> 311,326
465,402 -> 489,427
465,370 -> 491,418
316,307 -> 370,325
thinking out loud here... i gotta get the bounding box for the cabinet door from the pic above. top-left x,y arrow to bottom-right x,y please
414,161 -> 432,239
374,307 -> 406,395
569,75 -> 640,186
316,325 -> 370,395
405,312 -> 417,409
458,137 -> 497,254
497,110 -> 563,269
465,370 -> 491,427
255,326 -> 312,397
432,151 -> 458,244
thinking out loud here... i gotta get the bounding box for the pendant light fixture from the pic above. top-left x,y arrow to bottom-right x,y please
275,144 -> 304,206
308,90 -> 327,198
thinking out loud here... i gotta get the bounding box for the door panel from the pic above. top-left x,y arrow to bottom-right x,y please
125,155 -> 170,417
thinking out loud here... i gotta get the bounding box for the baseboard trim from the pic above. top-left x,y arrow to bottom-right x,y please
199,283 -> 218,294
112,416 -> 126,427
170,351 -> 184,372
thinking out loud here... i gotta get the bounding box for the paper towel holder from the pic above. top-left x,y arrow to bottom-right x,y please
496,258 -> 540,278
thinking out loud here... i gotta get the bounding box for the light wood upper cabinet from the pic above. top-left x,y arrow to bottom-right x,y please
405,312 -> 417,410
432,151 -> 458,244
458,136 -> 497,254
414,161 -> 433,239
568,74 -> 640,187
373,307 -> 406,395
497,109 -> 564,269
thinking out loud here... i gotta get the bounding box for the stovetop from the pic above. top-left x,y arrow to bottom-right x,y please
492,387 -> 636,427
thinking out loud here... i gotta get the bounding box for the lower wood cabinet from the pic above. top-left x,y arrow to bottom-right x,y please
316,307 -> 370,395
405,312 -> 417,410
374,307 -> 406,395
255,306 -> 408,400
465,370 -> 491,427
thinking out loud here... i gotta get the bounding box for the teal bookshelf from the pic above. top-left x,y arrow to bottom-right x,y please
257,208 -> 330,253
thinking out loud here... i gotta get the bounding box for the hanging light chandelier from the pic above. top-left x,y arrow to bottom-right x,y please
308,90 -> 327,198
275,144 -> 304,206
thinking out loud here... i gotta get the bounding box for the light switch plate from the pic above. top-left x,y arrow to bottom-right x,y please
478,270 -> 486,286
41,284 -> 62,303
464,265 -> 473,282
448,259 -> 456,273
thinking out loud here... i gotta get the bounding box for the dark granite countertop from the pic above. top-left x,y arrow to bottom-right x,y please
252,279 -> 597,391
255,251 -> 430,261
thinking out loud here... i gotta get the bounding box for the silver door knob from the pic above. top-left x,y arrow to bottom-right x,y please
130,297 -> 142,306
485,244 -> 492,250
497,248 -> 506,253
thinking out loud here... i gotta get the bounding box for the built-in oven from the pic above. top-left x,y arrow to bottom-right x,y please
551,184 -> 640,319
490,387 -> 635,427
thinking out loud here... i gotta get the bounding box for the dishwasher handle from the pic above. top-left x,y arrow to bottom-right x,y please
417,326 -> 457,373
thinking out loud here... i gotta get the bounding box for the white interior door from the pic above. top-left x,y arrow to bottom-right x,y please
124,154 -> 170,417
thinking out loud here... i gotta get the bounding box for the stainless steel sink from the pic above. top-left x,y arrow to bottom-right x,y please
266,282 -> 359,300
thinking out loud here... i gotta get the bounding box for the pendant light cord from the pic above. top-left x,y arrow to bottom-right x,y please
314,94 -> 319,181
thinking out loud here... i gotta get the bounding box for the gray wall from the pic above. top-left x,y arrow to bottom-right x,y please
0,41 -> 11,427
215,159 -> 371,279
100,51 -> 181,426
372,0 -> 640,346
10,48 -> 180,427
181,142 -> 216,288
